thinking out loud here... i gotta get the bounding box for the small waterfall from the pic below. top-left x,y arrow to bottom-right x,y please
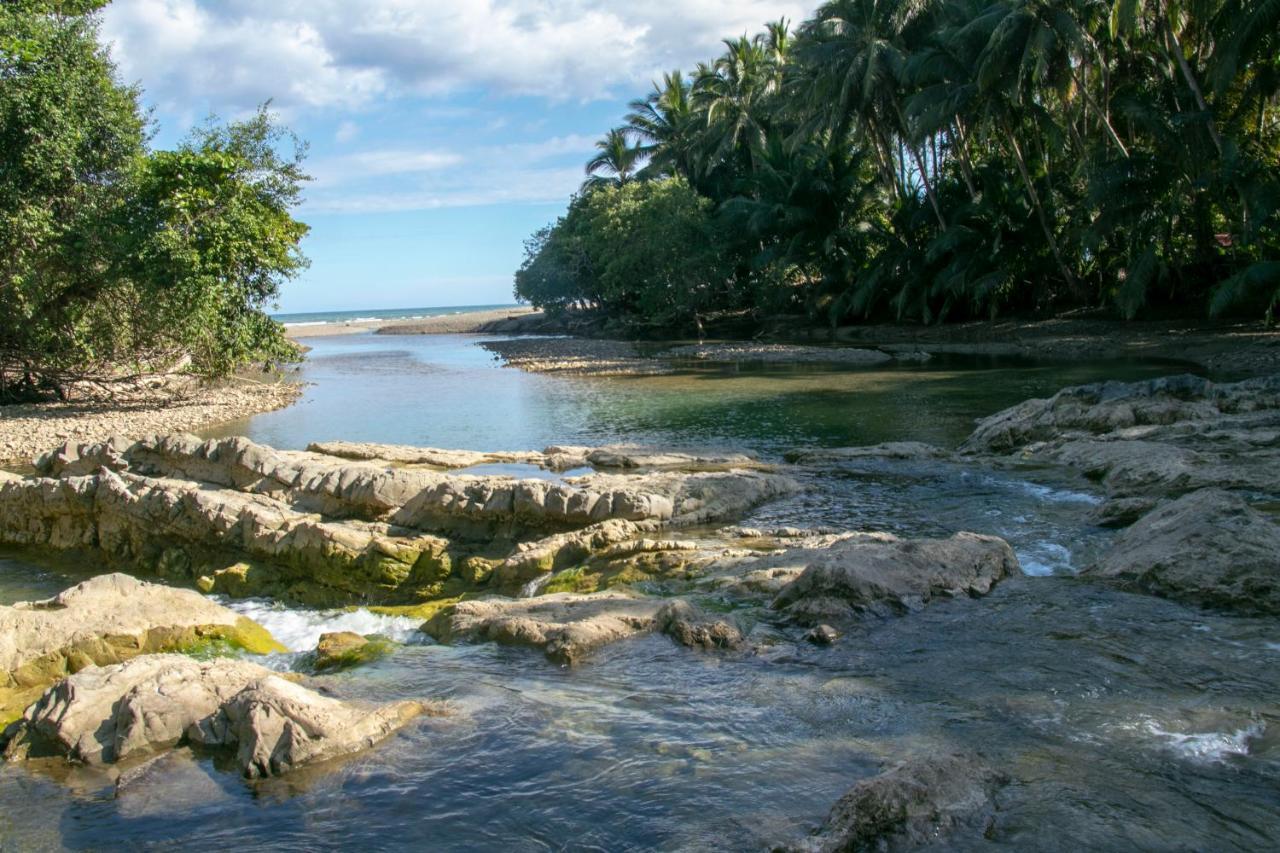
519,572 -> 554,598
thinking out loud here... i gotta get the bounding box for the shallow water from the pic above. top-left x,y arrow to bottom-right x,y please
2,334 -> 1278,851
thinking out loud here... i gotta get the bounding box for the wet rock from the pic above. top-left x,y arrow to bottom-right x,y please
961,374 -> 1278,454
784,442 -> 950,465
423,592 -> 663,665
785,753 -> 1005,852
663,343 -> 892,365
306,441 -> 542,470
804,625 -> 840,646
310,632 -> 392,672
962,374 -> 1280,526
771,532 -> 1018,624
0,655 -> 429,779
0,574 -> 282,725
655,600 -> 746,651
1083,489 -> 1280,615
542,445 -> 766,472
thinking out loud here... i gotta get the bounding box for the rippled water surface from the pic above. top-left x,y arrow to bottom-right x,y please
2,333 -> 1278,851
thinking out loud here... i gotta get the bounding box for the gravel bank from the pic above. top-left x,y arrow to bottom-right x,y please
480,338 -> 674,376
0,378 -> 301,467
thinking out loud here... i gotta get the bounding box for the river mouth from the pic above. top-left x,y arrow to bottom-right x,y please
1,333 -> 1276,851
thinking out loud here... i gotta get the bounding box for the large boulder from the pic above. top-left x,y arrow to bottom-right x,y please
0,573 -> 281,725
771,533 -> 1018,624
423,592 -> 663,665
1,655 -> 429,779
1083,489 -> 1280,615
784,753 -> 1005,852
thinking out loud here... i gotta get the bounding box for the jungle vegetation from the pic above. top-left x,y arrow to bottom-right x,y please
516,0 -> 1280,333
0,0 -> 308,402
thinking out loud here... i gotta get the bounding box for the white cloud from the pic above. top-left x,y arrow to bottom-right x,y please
334,120 -> 360,143
303,135 -> 597,212
100,0 -> 813,112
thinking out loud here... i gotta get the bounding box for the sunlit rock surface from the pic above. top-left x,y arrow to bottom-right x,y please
0,573 -> 281,724
1,654 -> 429,778
0,435 -> 796,606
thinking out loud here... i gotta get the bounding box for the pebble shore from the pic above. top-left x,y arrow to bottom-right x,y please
0,379 -> 301,467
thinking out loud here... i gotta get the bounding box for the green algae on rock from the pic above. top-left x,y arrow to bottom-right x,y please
0,573 -> 283,725
0,435 -> 796,608
306,631 -> 394,673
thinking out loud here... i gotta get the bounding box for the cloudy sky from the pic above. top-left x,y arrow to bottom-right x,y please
99,0 -> 810,313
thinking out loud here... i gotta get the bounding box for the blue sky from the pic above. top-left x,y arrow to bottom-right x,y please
98,0 -> 811,313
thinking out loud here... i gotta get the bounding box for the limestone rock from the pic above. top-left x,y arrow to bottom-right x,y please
3,435 -> 796,606
784,442 -> 950,465
655,600 -> 746,651
307,441 -> 542,470
311,632 -> 392,672
1083,489 -> 1280,615
961,374 -> 1280,454
423,592 -> 663,665
785,753 -> 1005,852
0,574 -> 282,724
1,655 -> 427,779
771,532 -> 1018,624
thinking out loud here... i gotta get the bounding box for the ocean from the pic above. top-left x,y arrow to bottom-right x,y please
271,303 -> 522,328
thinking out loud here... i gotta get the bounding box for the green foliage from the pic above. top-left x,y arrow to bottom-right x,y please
0,3 -> 307,400
516,179 -> 733,330
520,0 -> 1280,328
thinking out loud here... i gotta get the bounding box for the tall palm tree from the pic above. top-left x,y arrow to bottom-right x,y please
583,128 -> 642,191
625,71 -> 698,182
793,0 -> 949,229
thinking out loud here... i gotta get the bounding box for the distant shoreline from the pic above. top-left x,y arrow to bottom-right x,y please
283,305 -> 539,339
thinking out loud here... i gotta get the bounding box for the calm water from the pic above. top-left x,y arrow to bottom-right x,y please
2,334 -> 1278,852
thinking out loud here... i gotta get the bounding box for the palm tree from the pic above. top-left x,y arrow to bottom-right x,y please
583,128 -> 642,191
793,0 -> 949,229
625,71 -> 698,182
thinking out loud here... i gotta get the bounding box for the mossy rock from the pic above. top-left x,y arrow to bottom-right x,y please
0,618 -> 284,724
305,632 -> 394,673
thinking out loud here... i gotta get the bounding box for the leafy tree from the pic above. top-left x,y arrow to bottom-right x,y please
0,1 -> 309,400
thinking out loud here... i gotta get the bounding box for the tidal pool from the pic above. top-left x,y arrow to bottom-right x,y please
1,333 -> 1277,851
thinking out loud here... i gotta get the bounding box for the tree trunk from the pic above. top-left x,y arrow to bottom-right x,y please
1005,121 -> 1079,297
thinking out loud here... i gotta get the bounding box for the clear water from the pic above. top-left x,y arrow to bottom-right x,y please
2,333 -> 1278,852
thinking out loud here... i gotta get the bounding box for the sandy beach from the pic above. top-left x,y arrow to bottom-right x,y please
285,306 -> 540,339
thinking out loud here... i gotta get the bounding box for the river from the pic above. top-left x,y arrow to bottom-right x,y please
1,333 -> 1276,851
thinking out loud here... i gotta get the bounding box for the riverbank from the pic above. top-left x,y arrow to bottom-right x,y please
285,306 -> 539,339
0,376 -> 301,467
479,314 -> 1280,378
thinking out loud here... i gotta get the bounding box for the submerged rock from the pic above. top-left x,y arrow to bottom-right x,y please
804,625 -> 840,646
1,655 -> 429,779
0,573 -> 282,725
1084,489 -> 1280,615
423,592 -> 663,665
785,753 -> 1005,852
771,533 -> 1018,624
655,600 -> 746,651
783,442 -> 951,465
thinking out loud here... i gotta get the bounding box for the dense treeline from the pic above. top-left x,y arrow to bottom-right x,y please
0,0 -> 308,402
516,0 -> 1280,333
